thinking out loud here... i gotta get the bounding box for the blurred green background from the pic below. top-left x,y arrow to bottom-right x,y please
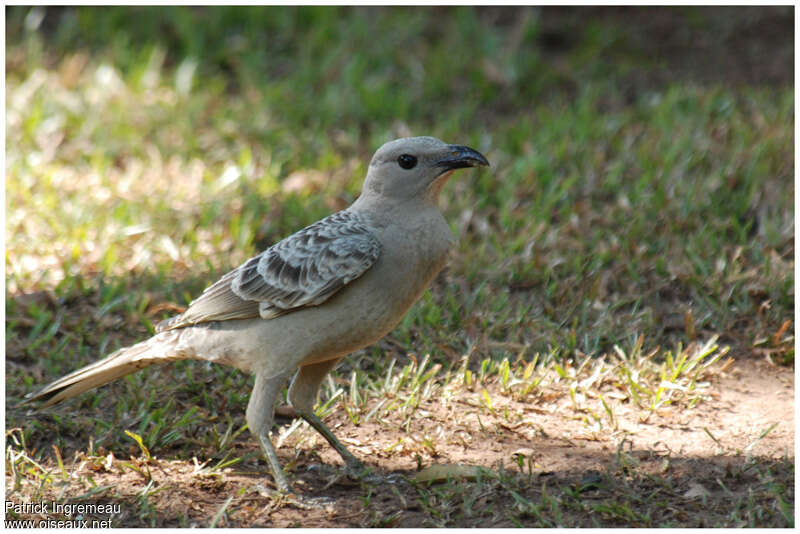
7,5 -> 794,389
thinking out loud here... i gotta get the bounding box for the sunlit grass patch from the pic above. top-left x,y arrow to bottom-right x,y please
279,335 -> 731,458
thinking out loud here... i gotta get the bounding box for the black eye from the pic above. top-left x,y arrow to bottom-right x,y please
397,154 -> 417,170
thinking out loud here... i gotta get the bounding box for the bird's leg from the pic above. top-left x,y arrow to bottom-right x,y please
247,371 -> 292,493
256,431 -> 290,493
289,358 -> 367,476
299,410 -> 365,474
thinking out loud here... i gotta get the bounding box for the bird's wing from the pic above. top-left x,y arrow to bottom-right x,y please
156,210 -> 381,331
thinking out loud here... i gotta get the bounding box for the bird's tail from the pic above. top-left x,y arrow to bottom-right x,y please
23,330 -> 186,408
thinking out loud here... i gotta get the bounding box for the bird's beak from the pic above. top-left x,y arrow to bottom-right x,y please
433,145 -> 490,175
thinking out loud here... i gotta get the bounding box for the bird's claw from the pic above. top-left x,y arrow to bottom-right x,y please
254,482 -> 292,499
345,463 -> 403,486
345,461 -> 371,481
253,483 -> 338,511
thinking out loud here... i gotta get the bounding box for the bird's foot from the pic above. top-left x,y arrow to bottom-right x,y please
304,461 -> 370,489
305,461 -> 403,489
352,468 -> 405,486
345,461 -> 404,486
344,459 -> 372,481
253,483 -> 336,511
254,481 -> 292,499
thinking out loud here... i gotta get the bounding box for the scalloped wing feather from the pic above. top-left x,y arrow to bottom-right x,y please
156,211 -> 381,332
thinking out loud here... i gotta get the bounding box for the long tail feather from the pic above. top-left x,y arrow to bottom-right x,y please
23,330 -> 185,408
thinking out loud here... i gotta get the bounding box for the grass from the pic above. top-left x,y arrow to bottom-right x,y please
10,337 -> 780,527
5,5 -> 794,528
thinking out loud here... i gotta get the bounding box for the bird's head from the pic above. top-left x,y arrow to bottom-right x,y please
361,136 -> 489,203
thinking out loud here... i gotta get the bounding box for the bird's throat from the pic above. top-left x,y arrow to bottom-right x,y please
425,170 -> 454,202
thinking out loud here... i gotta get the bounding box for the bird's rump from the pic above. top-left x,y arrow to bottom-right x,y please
156,210 -> 382,331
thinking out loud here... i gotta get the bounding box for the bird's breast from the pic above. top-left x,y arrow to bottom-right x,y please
240,207 -> 456,371
370,209 -> 453,308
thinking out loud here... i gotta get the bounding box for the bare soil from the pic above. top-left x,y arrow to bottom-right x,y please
8,357 -> 793,527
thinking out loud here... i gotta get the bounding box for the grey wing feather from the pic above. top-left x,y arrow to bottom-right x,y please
156,210 -> 381,331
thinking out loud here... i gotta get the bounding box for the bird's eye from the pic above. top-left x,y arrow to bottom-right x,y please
397,154 -> 417,170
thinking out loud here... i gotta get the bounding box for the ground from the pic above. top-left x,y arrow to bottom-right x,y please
6,355 -> 794,527
5,6 -> 794,528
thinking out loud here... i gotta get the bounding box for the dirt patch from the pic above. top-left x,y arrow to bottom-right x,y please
7,357 -> 793,527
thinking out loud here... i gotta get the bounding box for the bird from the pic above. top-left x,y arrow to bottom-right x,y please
23,136 -> 490,493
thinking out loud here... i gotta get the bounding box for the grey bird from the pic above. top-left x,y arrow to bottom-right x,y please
24,136 -> 490,492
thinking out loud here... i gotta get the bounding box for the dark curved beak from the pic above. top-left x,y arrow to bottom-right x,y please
434,145 -> 490,174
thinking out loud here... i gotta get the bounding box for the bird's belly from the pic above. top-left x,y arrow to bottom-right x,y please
296,245 -> 449,365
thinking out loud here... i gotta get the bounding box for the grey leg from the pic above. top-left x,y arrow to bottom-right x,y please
300,411 -> 364,473
289,358 -> 366,474
247,371 -> 292,493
